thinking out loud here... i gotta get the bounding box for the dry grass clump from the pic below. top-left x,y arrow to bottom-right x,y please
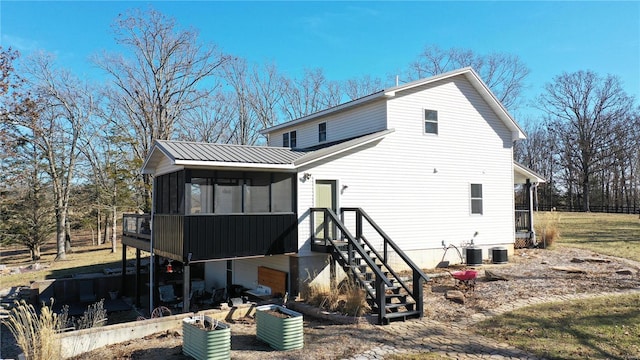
3,299 -> 108,359
535,211 -> 561,248
300,270 -> 370,316
341,281 -> 371,317
4,300 -> 63,360
76,299 -> 107,329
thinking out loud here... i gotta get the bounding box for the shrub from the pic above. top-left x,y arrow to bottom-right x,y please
341,281 -> 371,317
300,269 -> 369,316
4,300 -> 63,360
535,211 -> 561,248
76,299 -> 107,329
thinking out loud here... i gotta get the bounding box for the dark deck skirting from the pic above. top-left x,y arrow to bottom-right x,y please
150,213 -> 298,262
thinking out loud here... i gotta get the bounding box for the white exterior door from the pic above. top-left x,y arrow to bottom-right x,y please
315,180 -> 337,240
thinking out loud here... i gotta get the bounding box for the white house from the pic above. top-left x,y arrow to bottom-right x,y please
122,67 -> 544,324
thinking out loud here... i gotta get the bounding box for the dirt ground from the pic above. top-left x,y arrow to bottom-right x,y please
2,246 -> 640,359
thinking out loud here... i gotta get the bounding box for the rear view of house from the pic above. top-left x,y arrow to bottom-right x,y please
122,67 -> 544,324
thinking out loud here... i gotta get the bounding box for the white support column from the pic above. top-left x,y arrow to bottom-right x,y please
527,179 -> 536,244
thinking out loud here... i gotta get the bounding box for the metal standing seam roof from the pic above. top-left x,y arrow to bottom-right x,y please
155,140 -> 309,165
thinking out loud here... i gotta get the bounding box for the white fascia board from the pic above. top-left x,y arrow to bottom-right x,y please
383,67 -> 473,96
175,160 -> 297,171
152,165 -> 185,177
141,143 -> 175,175
384,67 -> 527,141
463,71 -> 527,141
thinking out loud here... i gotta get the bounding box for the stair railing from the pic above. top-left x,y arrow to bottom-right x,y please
341,208 -> 430,317
310,207 -> 391,323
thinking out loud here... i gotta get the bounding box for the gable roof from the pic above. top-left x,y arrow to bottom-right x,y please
141,129 -> 394,174
514,161 -> 546,184
263,67 -> 526,140
142,140 -> 307,174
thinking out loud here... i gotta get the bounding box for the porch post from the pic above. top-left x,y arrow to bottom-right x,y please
527,179 -> 535,240
182,264 -> 190,312
121,244 -> 127,294
152,255 -> 160,311
135,249 -> 141,307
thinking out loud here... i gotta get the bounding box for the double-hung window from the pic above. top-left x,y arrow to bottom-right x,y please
318,122 -> 327,142
282,131 -> 297,148
470,184 -> 483,215
424,109 -> 438,134
289,131 -> 297,147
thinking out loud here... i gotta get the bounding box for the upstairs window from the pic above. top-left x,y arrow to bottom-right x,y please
424,109 -> 438,134
289,131 -> 297,147
318,122 -> 327,142
470,184 -> 483,215
282,131 -> 297,148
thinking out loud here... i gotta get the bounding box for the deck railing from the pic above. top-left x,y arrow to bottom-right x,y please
123,214 -> 151,239
515,210 -> 531,232
123,212 -> 297,262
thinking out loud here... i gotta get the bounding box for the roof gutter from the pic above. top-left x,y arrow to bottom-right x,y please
175,160 -> 297,171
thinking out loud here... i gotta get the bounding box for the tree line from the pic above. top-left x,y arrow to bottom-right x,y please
1,8 -> 638,261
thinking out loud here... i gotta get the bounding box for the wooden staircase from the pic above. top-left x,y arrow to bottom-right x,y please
310,208 -> 430,325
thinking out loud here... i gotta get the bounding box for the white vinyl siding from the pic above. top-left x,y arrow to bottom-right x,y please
296,74 -> 515,263
155,155 -> 184,176
266,100 -> 387,148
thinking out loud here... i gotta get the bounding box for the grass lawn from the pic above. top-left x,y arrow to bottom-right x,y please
536,212 -> 640,261
476,293 -> 640,360
476,212 -> 640,360
1,234 -> 140,290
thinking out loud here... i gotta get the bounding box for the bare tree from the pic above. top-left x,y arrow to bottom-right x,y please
82,106 -> 137,253
94,8 -> 228,210
175,92 -> 234,143
220,58 -> 288,144
220,57 -> 258,145
514,118 -> 560,209
539,70 -> 633,212
247,62 -> 286,131
407,45 -> 530,110
18,52 -> 95,260
343,74 -> 384,101
281,68 -> 342,120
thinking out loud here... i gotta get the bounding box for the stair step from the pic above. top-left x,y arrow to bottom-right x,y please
386,293 -> 408,303
385,301 -> 415,311
382,310 -> 422,324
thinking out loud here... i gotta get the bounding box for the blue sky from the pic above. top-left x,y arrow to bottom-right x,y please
1,1 -> 639,122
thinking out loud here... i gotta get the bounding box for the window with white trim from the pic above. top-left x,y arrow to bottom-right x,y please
282,131 -> 297,148
424,109 -> 438,134
470,184 -> 483,215
318,122 -> 327,142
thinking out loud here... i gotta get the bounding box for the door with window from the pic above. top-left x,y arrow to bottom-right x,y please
314,180 -> 337,240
